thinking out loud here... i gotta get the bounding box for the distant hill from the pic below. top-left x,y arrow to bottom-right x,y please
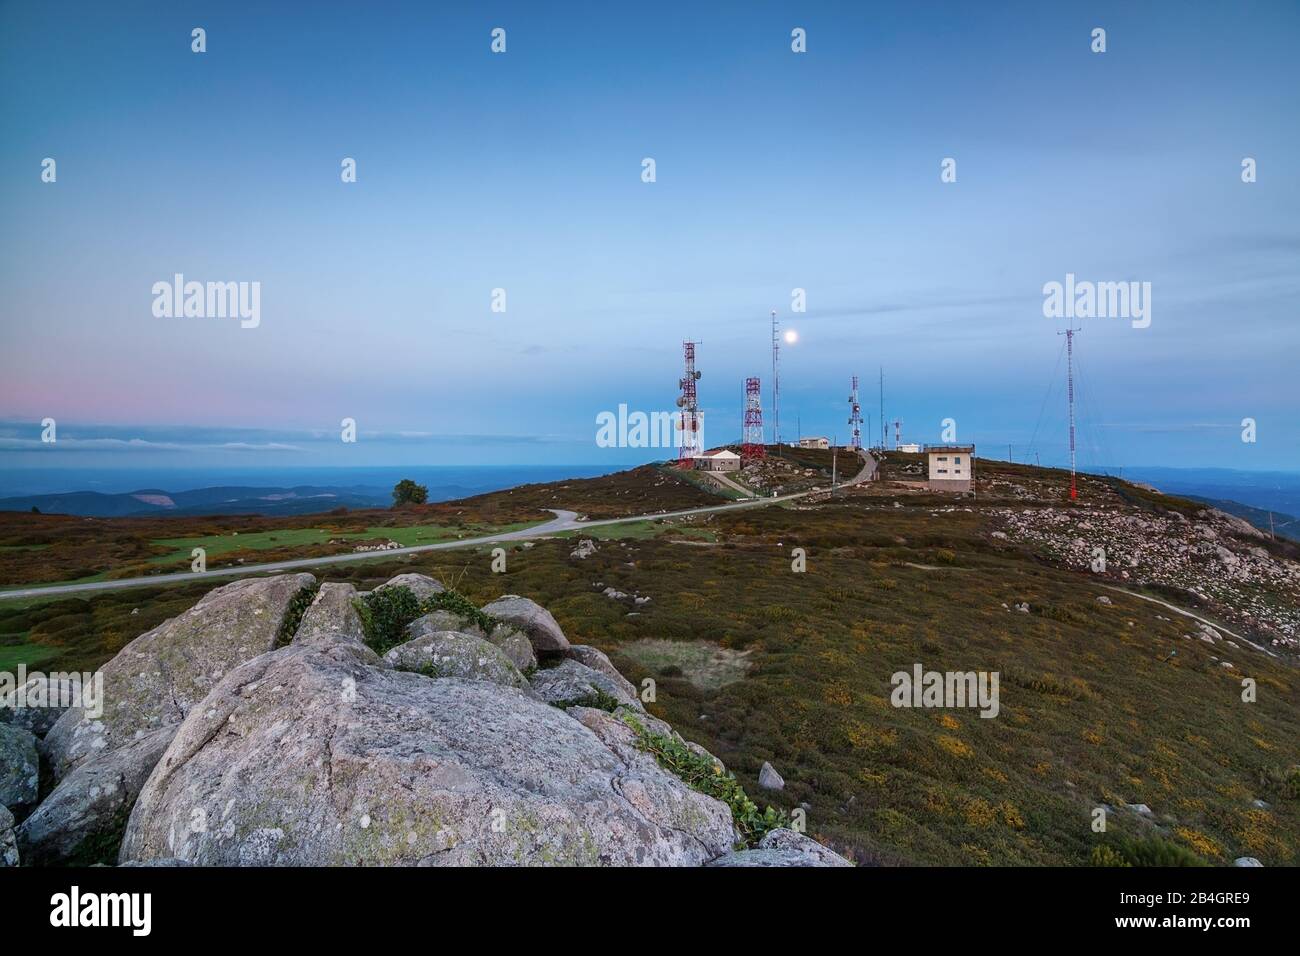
0,484 -> 404,517
1185,495 -> 1300,543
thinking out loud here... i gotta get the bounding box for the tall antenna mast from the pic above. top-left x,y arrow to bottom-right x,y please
848,375 -> 863,451
770,310 -> 780,445
677,340 -> 703,465
1058,327 -> 1080,500
879,367 -> 885,450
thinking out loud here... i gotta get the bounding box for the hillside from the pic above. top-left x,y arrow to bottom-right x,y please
2,454 -> 1298,867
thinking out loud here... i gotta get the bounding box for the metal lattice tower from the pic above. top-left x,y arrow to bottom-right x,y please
894,418 -> 903,448
847,376 -> 863,451
743,376 -> 765,460
676,341 -> 703,464
770,310 -> 780,445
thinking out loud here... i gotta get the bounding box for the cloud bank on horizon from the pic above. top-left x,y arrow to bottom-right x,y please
1,1 -> 1297,474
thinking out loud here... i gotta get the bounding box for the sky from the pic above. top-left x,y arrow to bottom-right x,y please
1,0 -> 1297,480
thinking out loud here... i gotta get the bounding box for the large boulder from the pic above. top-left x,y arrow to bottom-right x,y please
375,573 -> 445,603
480,595 -> 570,654
42,573 -> 316,779
17,726 -> 175,866
1,674 -> 70,737
531,659 -> 643,712
382,630 -> 530,690
407,610 -> 536,672
565,646 -> 638,701
120,642 -> 737,866
0,806 -> 17,867
291,582 -> 372,655
708,829 -> 853,867
0,723 -> 39,810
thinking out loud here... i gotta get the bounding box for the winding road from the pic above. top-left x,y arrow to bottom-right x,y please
0,452 -> 877,602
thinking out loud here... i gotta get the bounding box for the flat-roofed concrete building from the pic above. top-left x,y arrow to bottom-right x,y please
695,449 -> 741,472
798,436 -> 830,449
926,444 -> 975,492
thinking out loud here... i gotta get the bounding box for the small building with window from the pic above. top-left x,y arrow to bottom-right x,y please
926,444 -> 975,492
798,436 -> 830,449
695,449 -> 741,472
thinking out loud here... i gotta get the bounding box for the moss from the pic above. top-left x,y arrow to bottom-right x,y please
548,689 -> 622,713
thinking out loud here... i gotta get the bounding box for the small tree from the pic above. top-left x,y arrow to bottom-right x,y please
391,479 -> 428,507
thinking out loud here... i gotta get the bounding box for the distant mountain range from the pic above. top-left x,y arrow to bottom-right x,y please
0,484 -> 413,517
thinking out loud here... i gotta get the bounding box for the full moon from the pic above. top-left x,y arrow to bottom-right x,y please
784,329 -> 798,344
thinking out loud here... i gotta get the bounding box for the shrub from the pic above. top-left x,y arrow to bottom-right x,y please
1092,835 -> 1210,868
619,712 -> 788,847
421,589 -> 498,633
354,585 -> 423,654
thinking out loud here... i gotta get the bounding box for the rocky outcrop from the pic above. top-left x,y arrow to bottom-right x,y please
43,573 -> 317,779
120,643 -> 736,866
0,723 -> 39,810
17,726 -> 175,866
13,573 -> 848,868
408,610 -> 535,673
480,595 -> 570,654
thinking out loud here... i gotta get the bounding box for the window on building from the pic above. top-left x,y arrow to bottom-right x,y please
954,457 -> 962,464
938,468 -> 948,474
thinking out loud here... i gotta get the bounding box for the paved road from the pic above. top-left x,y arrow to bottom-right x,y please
0,451 -> 877,602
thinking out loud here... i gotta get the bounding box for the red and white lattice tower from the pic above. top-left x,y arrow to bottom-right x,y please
742,376 -> 765,460
847,376 -> 863,451
676,341 -> 703,464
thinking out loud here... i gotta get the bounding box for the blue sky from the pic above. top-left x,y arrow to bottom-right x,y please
1,0 -> 1297,476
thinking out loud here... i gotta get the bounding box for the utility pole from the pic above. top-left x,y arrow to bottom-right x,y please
770,310 -> 780,446
879,367 -> 885,450
1058,326 -> 1080,501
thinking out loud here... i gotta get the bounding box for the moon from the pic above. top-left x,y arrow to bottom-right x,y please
784,329 -> 798,344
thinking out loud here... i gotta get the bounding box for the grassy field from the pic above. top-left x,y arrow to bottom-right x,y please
2,460 -> 1296,866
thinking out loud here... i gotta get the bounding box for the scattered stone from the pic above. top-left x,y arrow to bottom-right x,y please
1233,857 -> 1263,867
758,761 -> 785,791
708,828 -> 852,867
570,539 -> 598,560
1096,595 -> 1113,605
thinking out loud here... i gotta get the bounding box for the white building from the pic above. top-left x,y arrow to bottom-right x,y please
896,442 -> 921,453
798,436 -> 830,449
695,449 -> 741,472
926,444 -> 975,492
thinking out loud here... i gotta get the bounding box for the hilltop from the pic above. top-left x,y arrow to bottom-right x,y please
2,451 -> 1298,866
